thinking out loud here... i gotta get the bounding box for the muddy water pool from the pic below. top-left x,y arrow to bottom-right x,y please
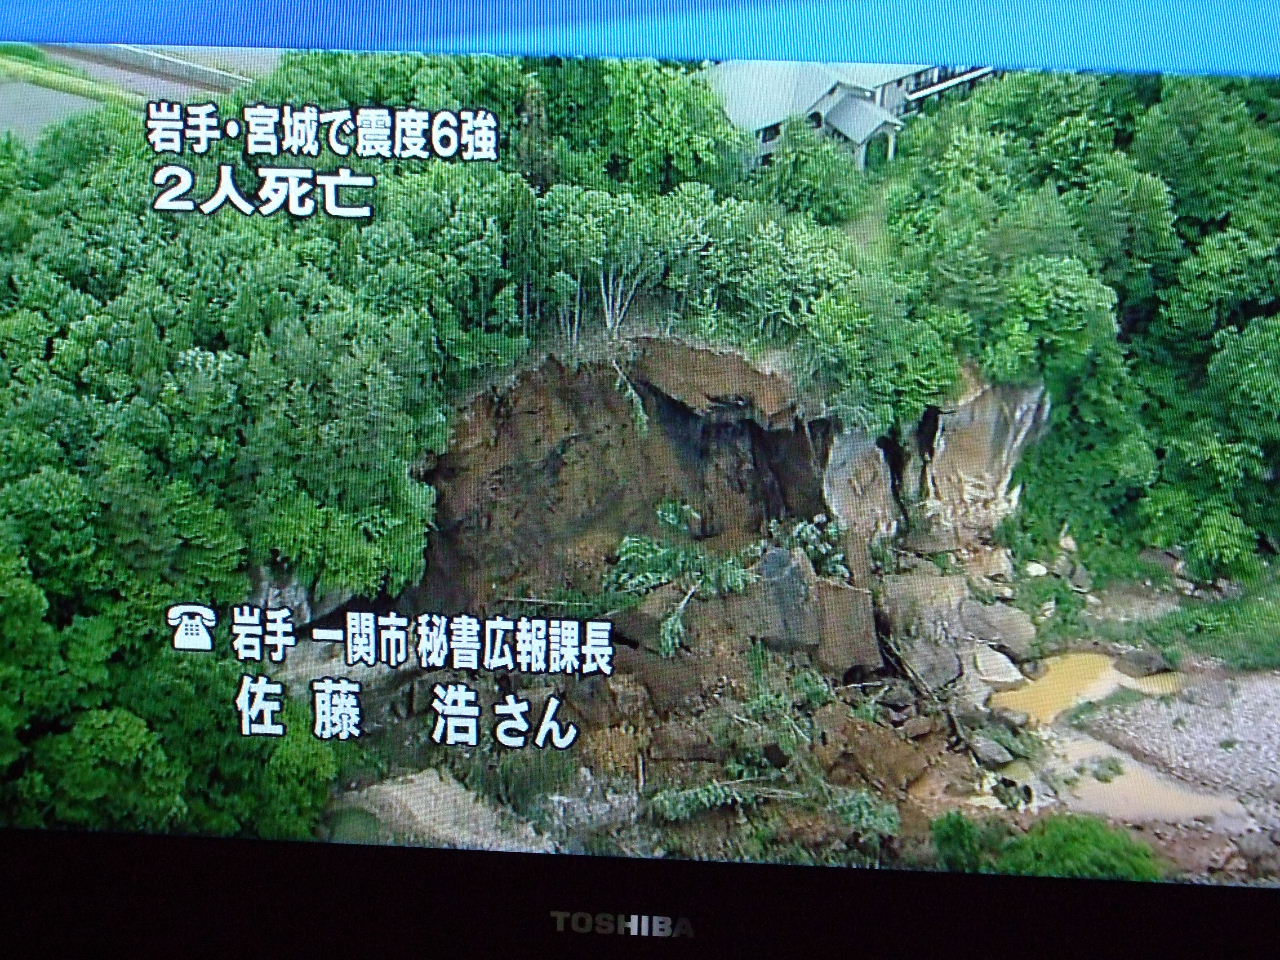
990,652 -> 1182,725
980,653 -> 1246,826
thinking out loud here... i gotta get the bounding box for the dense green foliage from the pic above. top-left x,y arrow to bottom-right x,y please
605,534 -> 758,598
932,811 -> 1165,881
648,779 -> 762,822
603,502 -> 759,655
3,51 -> 1280,837
996,815 -> 1166,881
739,118 -> 870,225
0,57 -> 541,834
890,73 -> 1280,581
931,809 -> 992,872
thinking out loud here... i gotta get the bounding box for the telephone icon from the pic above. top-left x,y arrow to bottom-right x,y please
167,603 -> 217,651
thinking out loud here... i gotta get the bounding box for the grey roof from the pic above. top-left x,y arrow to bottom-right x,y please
705,60 -> 932,132
824,62 -> 932,90
824,96 -> 901,145
705,60 -> 838,131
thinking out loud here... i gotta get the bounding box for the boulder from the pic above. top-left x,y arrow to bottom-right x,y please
964,547 -> 1014,582
1115,648 -> 1173,678
982,582 -> 1017,600
1068,564 -> 1094,593
741,547 -> 822,653
814,579 -> 881,674
990,706 -> 1031,731
948,644 -> 1000,711
900,525 -> 961,554
611,583 -> 687,652
1214,578 -> 1243,600
879,574 -> 968,638
880,576 -> 967,696
895,632 -> 963,694
1021,659 -> 1047,680
972,645 -> 1027,692
694,548 -> 881,673
1025,561 -> 1049,578
541,770 -> 640,840
880,680 -> 916,710
339,768 -> 555,852
1235,832 -> 1280,879
898,557 -> 942,576
958,600 -> 1037,662
762,743 -> 790,769
954,704 -> 993,729
971,734 -> 1014,769
901,715 -> 939,739
623,649 -> 704,714
914,372 -> 1050,545
1139,547 -> 1186,579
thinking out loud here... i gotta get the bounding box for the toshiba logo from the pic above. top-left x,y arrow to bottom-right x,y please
550,911 -> 694,937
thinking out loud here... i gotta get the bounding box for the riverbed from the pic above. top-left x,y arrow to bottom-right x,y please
982,652 -> 1253,841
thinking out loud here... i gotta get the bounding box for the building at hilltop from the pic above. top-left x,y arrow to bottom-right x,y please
705,61 -> 993,169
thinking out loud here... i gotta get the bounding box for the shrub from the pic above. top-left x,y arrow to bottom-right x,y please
764,515 -> 851,579
647,780 -> 758,822
995,815 -> 1165,881
932,810 -> 985,872
831,788 -> 901,851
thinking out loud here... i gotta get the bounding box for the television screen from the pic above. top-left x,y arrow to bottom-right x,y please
2,1 -> 1278,950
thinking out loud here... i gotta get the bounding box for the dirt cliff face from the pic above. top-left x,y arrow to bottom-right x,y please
406,338 -> 832,618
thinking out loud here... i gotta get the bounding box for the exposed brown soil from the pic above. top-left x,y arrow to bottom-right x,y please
406,339 -> 831,618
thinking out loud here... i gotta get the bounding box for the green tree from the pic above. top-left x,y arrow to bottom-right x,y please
799,295 -> 965,432
744,118 -> 868,225
13,708 -> 187,831
533,185 -> 673,340
1131,77 -> 1280,237
537,58 -> 748,194
1061,153 -> 1180,314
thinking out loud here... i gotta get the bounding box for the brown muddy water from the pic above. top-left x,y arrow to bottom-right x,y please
990,652 -> 1183,725
1054,734 -> 1249,825
981,653 -> 1246,825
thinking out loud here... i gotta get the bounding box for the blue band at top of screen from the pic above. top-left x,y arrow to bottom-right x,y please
2,1 -> 1280,77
